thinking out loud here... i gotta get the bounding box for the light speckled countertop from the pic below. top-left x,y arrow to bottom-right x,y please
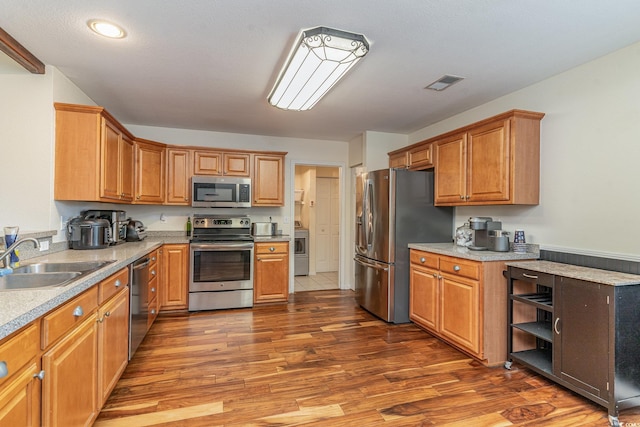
505,260 -> 640,286
252,235 -> 291,242
0,237 -> 189,340
408,242 -> 539,262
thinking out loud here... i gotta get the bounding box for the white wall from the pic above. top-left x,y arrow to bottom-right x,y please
363,131 -> 408,171
409,41 -> 640,261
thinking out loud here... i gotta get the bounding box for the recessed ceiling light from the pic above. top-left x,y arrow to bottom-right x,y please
87,20 -> 126,39
425,75 -> 464,91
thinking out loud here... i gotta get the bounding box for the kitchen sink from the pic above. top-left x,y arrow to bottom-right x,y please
0,260 -> 116,291
0,272 -> 82,290
12,260 -> 114,274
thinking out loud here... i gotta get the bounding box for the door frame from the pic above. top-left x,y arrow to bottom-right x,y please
289,159 -> 347,293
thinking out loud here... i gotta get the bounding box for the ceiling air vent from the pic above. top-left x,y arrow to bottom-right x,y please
425,75 -> 464,91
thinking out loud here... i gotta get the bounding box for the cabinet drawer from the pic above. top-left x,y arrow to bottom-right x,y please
255,242 -> 288,255
510,267 -> 554,287
410,250 -> 438,269
41,286 -> 98,349
148,275 -> 159,302
148,297 -> 159,329
440,257 -> 480,281
148,249 -> 160,266
0,322 -> 38,387
98,267 -> 129,304
408,143 -> 433,169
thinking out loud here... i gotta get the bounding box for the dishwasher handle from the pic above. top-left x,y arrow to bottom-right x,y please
133,258 -> 151,270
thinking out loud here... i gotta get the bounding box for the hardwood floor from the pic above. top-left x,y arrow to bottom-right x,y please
96,290 -> 640,426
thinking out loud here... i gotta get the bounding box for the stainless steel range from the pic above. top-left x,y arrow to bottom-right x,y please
189,215 -> 254,311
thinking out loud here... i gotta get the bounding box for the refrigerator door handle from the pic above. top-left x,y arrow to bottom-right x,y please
365,179 -> 374,249
354,257 -> 389,272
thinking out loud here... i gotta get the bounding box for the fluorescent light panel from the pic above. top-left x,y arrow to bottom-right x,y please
269,27 -> 369,111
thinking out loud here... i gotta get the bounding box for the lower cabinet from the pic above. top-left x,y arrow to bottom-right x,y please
0,322 -> 41,427
160,244 -> 189,311
254,242 -> 289,304
506,266 -> 640,424
409,249 -> 508,366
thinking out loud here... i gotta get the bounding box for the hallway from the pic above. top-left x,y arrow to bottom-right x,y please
294,271 -> 339,292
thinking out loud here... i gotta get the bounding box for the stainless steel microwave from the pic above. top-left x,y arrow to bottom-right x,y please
191,176 -> 251,208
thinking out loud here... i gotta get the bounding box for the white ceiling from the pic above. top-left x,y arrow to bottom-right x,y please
3,0 -> 640,141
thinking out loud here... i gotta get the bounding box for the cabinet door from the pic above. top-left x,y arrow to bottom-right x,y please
434,133 -> 467,205
166,148 -> 191,205
253,154 -> 284,206
408,142 -> 433,170
440,275 -> 480,355
409,264 -> 439,331
134,141 -> 165,204
388,151 -> 407,169
97,287 -> 130,406
223,153 -> 250,176
254,245 -> 289,303
160,244 -> 189,310
0,361 -> 41,427
556,277 -> 609,398
101,119 -> 122,201
42,315 -> 98,427
466,119 -> 510,203
193,150 -> 222,175
120,134 -> 135,202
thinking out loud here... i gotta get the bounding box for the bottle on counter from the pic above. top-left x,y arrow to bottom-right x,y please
186,216 -> 192,238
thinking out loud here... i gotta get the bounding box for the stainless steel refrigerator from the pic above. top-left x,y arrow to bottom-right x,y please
355,168 -> 453,323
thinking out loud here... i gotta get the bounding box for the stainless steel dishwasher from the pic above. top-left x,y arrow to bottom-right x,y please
130,256 -> 150,360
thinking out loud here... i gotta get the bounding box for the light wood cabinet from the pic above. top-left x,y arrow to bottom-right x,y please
193,150 -> 250,176
54,103 -> 135,203
97,286 -> 129,406
42,313 -> 99,427
253,154 -> 285,206
410,249 -> 508,366
134,138 -> 166,204
254,242 -> 289,304
166,148 -> 191,205
0,323 -> 40,427
147,249 -> 160,329
160,244 -> 189,311
407,142 -> 433,170
388,151 -> 408,169
434,110 -> 544,206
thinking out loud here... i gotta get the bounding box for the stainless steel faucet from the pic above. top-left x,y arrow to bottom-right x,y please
0,237 -> 40,268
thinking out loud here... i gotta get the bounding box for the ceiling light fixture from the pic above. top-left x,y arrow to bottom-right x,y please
425,75 -> 464,91
87,20 -> 127,39
268,26 -> 369,111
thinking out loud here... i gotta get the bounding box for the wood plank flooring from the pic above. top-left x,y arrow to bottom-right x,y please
96,290 -> 640,426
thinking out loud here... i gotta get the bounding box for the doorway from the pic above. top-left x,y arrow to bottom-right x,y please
293,164 -> 342,292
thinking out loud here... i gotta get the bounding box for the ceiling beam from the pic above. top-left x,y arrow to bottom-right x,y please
0,27 -> 45,74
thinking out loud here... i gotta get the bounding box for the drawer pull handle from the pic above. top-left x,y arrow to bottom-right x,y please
269,247 -> 275,252
151,270 -> 156,276
115,279 -> 121,288
152,256 -> 156,261
0,361 -> 7,379
151,287 -> 156,293
554,318 -> 561,335
151,309 -> 156,315
453,265 -> 461,272
523,273 -> 539,279
420,257 -> 426,263
33,370 -> 45,381
73,306 -> 84,317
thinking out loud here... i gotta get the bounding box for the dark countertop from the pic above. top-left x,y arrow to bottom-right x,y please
505,260 -> 640,286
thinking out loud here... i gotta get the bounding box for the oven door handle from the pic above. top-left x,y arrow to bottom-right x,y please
191,242 -> 254,250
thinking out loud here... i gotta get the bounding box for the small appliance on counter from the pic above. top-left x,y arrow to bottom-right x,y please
488,229 -> 510,252
82,210 -> 128,244
468,217 -> 502,250
125,219 -> 148,241
251,222 -> 277,237
67,217 -> 112,249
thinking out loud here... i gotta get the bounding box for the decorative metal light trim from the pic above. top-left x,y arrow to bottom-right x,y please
268,27 -> 369,111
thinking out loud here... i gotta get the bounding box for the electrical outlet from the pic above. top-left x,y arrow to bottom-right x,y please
60,216 -> 68,230
283,216 -> 290,224
39,240 -> 49,251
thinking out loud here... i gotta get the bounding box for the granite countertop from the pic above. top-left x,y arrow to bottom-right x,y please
253,235 -> 291,242
409,242 -> 539,262
505,260 -> 640,286
0,239 -> 174,340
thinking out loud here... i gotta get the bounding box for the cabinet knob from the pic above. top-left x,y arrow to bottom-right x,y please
73,306 -> 84,317
151,287 -> 156,293
151,270 -> 156,276
465,195 -> 470,200
136,195 -> 141,199
269,247 -> 275,252
152,256 -> 156,261
460,195 -> 465,200
105,311 -> 111,317
432,273 -> 438,278
115,279 -> 121,288
151,309 -> 156,315
453,265 -> 461,272
33,370 -> 45,381
420,257 -> 426,263
0,361 -> 7,379
184,197 -> 188,201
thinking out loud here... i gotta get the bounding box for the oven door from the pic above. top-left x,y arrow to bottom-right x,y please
189,242 -> 254,292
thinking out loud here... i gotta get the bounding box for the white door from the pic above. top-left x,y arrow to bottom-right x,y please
316,177 -> 340,272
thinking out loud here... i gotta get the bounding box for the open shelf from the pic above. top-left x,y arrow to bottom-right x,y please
511,348 -> 553,375
512,321 -> 553,342
511,293 -> 553,311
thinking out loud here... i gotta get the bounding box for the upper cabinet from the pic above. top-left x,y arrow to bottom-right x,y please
55,103 -> 135,203
193,150 -> 250,176
253,154 -> 285,206
133,138 -> 166,204
389,109 -> 544,206
166,148 -> 191,205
